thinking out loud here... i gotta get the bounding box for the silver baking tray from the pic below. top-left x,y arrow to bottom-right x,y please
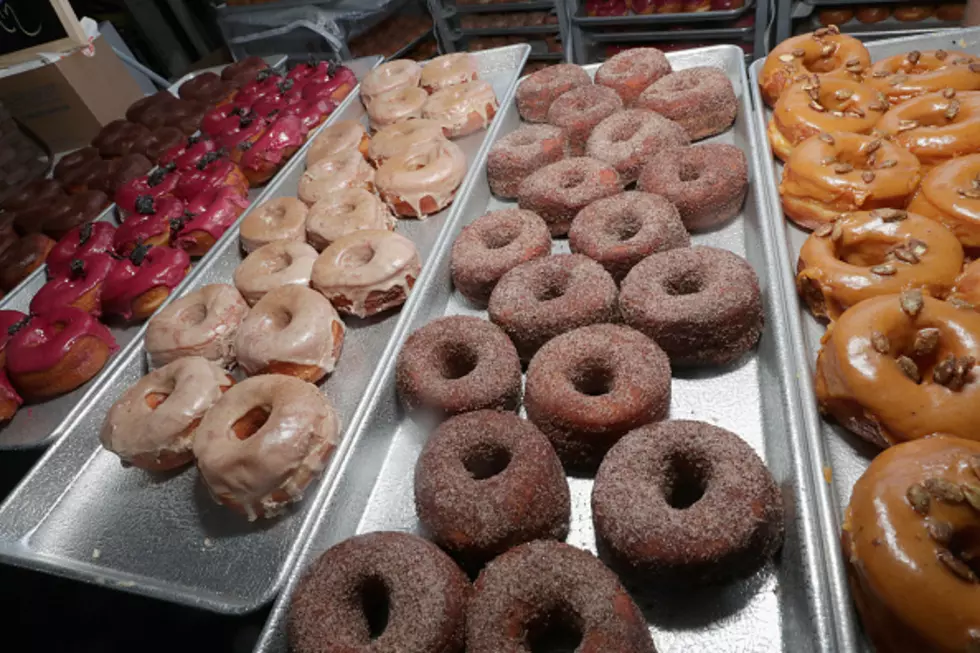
253,45 -> 838,653
571,0 -> 755,27
0,45 -> 530,613
0,56 -> 380,451
748,27 -> 980,652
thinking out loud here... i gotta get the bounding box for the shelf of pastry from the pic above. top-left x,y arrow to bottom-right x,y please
573,0 -> 754,26
794,8 -> 962,36
453,33 -> 565,57
585,24 -> 754,42
446,0 -> 557,14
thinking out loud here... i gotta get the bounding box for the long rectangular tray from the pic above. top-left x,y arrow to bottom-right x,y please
0,44 -> 531,614
571,0 -> 755,26
0,56 -> 378,451
253,44 -> 837,653
748,26 -> 980,652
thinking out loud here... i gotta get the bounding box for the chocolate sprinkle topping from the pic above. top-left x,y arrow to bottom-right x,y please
69,259 -> 85,277
147,168 -> 167,187
129,242 -> 151,266
135,195 -> 156,215
78,222 -> 94,245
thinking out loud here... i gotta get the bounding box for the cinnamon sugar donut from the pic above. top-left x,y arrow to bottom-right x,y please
306,120 -> 370,166
639,143 -> 749,232
145,283 -> 250,369
193,374 -> 340,520
306,189 -> 394,251
586,109 -> 690,184
486,124 -> 568,199
488,253 -> 618,361
421,53 -> 479,93
569,191 -> 689,281
637,67 -> 737,141
367,86 -> 428,131
524,323 -> 671,471
235,284 -> 345,383
422,80 -> 498,139
233,240 -> 318,306
368,119 -> 447,166
451,209 -> 551,306
360,59 -> 423,106
620,246 -> 763,366
396,315 -> 522,416
298,149 -> 375,205
100,357 -> 233,470
376,139 -> 466,218
516,63 -> 592,123
546,84 -> 623,156
595,47 -> 672,106
517,157 -> 621,236
312,230 -> 420,318
239,197 -> 309,253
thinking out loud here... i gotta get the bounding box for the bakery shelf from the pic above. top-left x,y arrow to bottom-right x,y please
572,0 -> 754,26
452,23 -> 560,37
586,25 -> 754,42
796,13 -> 962,36
387,26 -> 437,59
447,0 -> 556,14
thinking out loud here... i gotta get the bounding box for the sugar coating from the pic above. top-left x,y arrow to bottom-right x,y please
619,246 -> 763,367
586,109 -> 689,184
288,531 -> 469,653
568,190 -> 690,281
486,124 -> 568,199
546,85 -> 623,155
637,67 -> 737,142
592,420 -> 784,584
467,540 -> 656,653
516,63 -> 592,122
595,47 -> 672,106
517,157 -> 621,236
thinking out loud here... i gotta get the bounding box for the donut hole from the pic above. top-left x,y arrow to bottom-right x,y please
836,240 -> 892,267
511,133 -> 537,147
145,391 -> 169,410
355,575 -> 391,640
524,603 -> 584,653
481,223 -> 520,250
607,213 -> 643,241
608,123 -> 635,144
462,442 -> 512,480
232,406 -> 271,440
436,342 -> 478,380
571,359 -> 615,397
339,242 -> 375,268
266,307 -> 293,331
533,270 -> 571,302
177,302 -> 209,326
664,451 -> 708,510
678,161 -> 701,183
559,170 -> 586,189
663,268 -> 705,296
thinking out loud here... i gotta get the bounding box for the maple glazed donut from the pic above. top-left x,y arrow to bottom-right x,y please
366,86 -> 428,131
517,157 -> 621,236
306,120 -> 370,166
422,80 -> 498,138
875,91 -> 980,169
516,63 -> 592,123
100,357 -> 233,470
486,124 -> 568,198
239,197 -> 309,253
359,59 -> 423,107
298,149 -> 375,205
546,84 -> 623,156
842,435 -> 980,653
595,47 -> 671,106
759,27 -> 871,106
396,315 -> 522,416
779,133 -> 922,230
797,210 -> 964,321
233,240 -> 318,306
951,259 -> 980,305
866,50 -> 980,104
368,119 -> 446,166
815,292 -> 980,447
289,531 -> 469,653
593,420 -> 784,584
420,53 -> 479,93
375,139 -> 466,218
194,374 -> 340,520
145,283 -> 250,369
311,230 -> 420,318
306,188 -> 394,251
636,66 -> 737,141
769,77 -> 881,162
908,153 -> 980,248
586,109 -> 689,184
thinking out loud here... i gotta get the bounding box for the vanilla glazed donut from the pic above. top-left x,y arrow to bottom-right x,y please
368,119 -> 447,166
298,149 -> 375,206
306,188 -> 395,251
422,80 -> 499,139
306,120 -> 370,166
360,59 -> 423,108
239,197 -> 310,253
375,139 -> 467,218
421,53 -> 479,93
367,86 -> 428,131
233,240 -> 319,306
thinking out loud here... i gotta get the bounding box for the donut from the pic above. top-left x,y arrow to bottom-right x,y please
221,56 -> 269,86
239,197 -> 309,253
101,244 -> 191,321
145,283 -> 249,369
113,196 -> 184,255
289,531 -> 468,653
593,420 -> 784,584
103,154 -> 155,196
759,27 -> 871,106
1,178 -> 63,213
298,149 -> 375,206
0,233 -> 55,291
234,240 -> 318,306
768,77 -> 881,162
178,71 -> 237,105
375,139 -> 466,218
816,292 -> 980,447
937,3 -> 965,20
6,306 -> 117,402
53,147 -> 103,191
488,253 -> 618,362
235,284 -> 344,382
819,8 -> 854,25
158,134 -> 218,172
908,154 -> 980,250
366,86 -> 428,131
451,209 -> 551,307
856,6 -> 890,22
0,370 -> 22,421
100,357 -> 233,470
516,63 -> 592,123
307,120 -> 370,166
467,541 -> 655,653
311,229 -> 420,318
638,143 -> 749,232
842,435 -> 980,653
866,50 -> 980,104
174,154 -> 248,201
396,315 -> 521,416
131,126 -> 185,163
517,157 -> 621,236
194,374 -> 339,519
415,409 -> 570,564
0,310 -> 25,369
569,191 -> 689,281
951,259 -> 980,304
584,109 -> 689,186
595,47 -> 671,106
359,59 -> 423,106
126,91 -> 177,128
368,119 -> 446,166
421,53 -> 479,93
422,80 -> 498,139
306,188 -> 394,251
301,64 -> 356,107
797,210 -> 964,321
43,190 -> 110,241
30,252 -> 116,317
778,132 -> 922,230
486,124 -> 568,198
636,66 -> 737,141
173,186 -> 250,256
49,223 -> 115,278
874,91 -> 980,170
620,246 -> 763,366
545,85 -> 622,156
93,120 -> 153,158
237,113 -> 306,186
893,4 -> 934,21
115,167 -> 180,219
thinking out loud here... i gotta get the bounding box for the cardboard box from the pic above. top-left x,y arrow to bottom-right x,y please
0,36 -> 144,152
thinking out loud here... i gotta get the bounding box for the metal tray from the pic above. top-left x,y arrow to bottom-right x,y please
449,0 -> 556,15
0,44 -> 530,614
748,27 -> 980,652
797,13 -> 961,37
0,56 -> 376,451
453,23 -> 560,38
586,25 -> 754,43
572,0 -> 755,27
253,44 -> 837,653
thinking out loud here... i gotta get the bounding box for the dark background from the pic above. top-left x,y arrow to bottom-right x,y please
0,0 -> 70,56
